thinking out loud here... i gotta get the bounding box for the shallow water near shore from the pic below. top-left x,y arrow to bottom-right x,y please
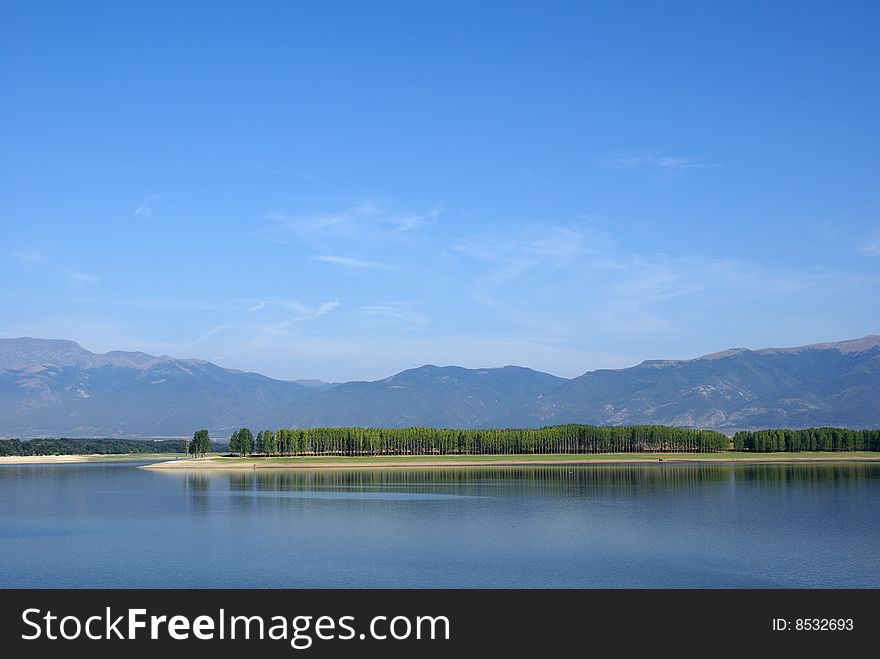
1,461 -> 878,588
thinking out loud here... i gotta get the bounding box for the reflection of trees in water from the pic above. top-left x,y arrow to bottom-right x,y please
179,462 -> 880,510
2,463 -> 121,485
184,472 -> 210,492
228,471 -> 256,491
183,472 -> 210,510
734,462 -> 876,491
215,462 -> 879,499
214,464 -> 730,498
226,472 -> 260,512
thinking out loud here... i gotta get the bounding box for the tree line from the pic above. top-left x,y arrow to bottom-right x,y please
219,424 -> 731,456
733,428 -> 880,452
0,438 -> 187,456
4,426 -> 877,459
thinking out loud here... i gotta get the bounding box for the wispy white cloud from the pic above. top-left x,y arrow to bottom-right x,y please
65,271 -> 100,292
360,303 -> 429,328
10,249 -> 48,266
455,226 -> 581,265
194,299 -> 339,347
455,224 -> 608,286
454,221 -> 875,339
603,155 -> 722,170
29,295 -> 240,312
133,194 -> 160,219
261,208 -> 355,237
261,203 -> 440,241
195,299 -> 272,343
272,299 -> 340,324
453,225 -> 610,336
263,167 -> 321,182
312,255 -> 394,270
268,300 -> 339,328
194,322 -> 230,343
235,300 -> 341,356
859,232 -> 880,256
389,206 -> 442,232
314,300 -> 340,318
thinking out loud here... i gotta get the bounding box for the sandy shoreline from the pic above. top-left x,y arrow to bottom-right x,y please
4,453 -> 878,469
144,453 -> 880,471
0,453 -> 177,465
0,454 -> 119,464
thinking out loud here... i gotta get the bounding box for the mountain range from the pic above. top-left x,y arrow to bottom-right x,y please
0,335 -> 877,437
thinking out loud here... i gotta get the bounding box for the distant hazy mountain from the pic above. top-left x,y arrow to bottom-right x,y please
279,365 -> 568,429
0,337 -> 156,371
0,339 -> 318,437
0,335 -> 877,437
507,336 -> 880,430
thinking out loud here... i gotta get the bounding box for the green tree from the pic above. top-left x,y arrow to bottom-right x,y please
262,429 -> 276,456
234,428 -> 254,457
190,429 -> 211,457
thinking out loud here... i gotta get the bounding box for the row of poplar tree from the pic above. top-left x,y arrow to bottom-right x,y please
733,428 -> 880,452
190,425 -> 880,458
203,424 -> 730,457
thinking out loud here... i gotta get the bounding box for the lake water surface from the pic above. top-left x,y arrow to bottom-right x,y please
1,461 -> 878,588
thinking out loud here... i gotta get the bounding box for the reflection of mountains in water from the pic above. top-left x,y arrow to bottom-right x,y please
181,462 -> 879,500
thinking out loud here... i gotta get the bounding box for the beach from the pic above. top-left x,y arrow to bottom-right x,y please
143,452 -> 880,470
0,453 -> 181,465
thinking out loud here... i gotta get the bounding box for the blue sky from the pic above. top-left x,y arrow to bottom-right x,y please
2,0 -> 878,381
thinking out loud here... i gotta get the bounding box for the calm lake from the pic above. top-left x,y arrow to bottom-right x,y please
1,461 -> 878,588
